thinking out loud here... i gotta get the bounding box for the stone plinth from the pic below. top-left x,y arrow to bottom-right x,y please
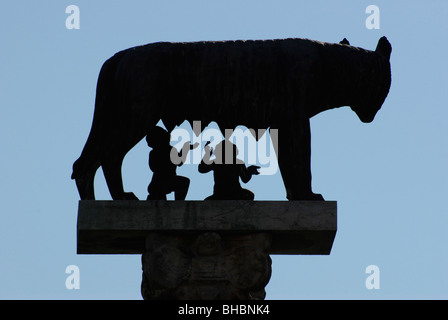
77,200 -> 337,255
77,200 -> 337,300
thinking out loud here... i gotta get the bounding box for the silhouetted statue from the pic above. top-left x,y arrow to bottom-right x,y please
71,36 -> 391,200
199,140 -> 260,200
146,126 -> 198,200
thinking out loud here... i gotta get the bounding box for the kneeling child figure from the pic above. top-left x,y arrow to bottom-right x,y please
146,126 -> 198,200
198,139 -> 260,200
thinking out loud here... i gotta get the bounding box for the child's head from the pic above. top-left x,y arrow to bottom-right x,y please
214,139 -> 239,164
146,126 -> 170,148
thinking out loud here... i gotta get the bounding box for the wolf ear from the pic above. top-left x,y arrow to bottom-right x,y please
375,36 -> 392,60
339,38 -> 350,45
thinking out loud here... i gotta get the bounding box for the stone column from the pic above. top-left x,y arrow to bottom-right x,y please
141,232 -> 272,300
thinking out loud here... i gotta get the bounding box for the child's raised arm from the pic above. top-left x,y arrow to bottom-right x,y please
240,165 -> 260,183
175,141 -> 199,167
198,141 -> 214,173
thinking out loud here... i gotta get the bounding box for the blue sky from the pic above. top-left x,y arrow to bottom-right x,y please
1,1 -> 447,299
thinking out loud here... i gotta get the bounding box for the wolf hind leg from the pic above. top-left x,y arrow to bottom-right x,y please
102,150 -> 139,200
101,117 -> 158,200
75,168 -> 97,200
72,153 -> 100,200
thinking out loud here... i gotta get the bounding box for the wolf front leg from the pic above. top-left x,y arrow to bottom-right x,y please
275,118 -> 324,201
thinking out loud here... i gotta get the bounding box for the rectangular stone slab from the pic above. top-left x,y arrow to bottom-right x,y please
77,200 -> 337,255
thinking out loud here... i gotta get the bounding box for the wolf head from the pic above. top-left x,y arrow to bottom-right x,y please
350,37 -> 392,123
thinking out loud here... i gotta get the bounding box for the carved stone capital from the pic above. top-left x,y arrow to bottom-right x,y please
141,232 -> 272,300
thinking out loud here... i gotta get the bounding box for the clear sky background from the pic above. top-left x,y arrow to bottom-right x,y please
1,1 -> 447,299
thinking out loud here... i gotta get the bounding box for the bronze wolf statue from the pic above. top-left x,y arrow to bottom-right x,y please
72,37 -> 392,200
